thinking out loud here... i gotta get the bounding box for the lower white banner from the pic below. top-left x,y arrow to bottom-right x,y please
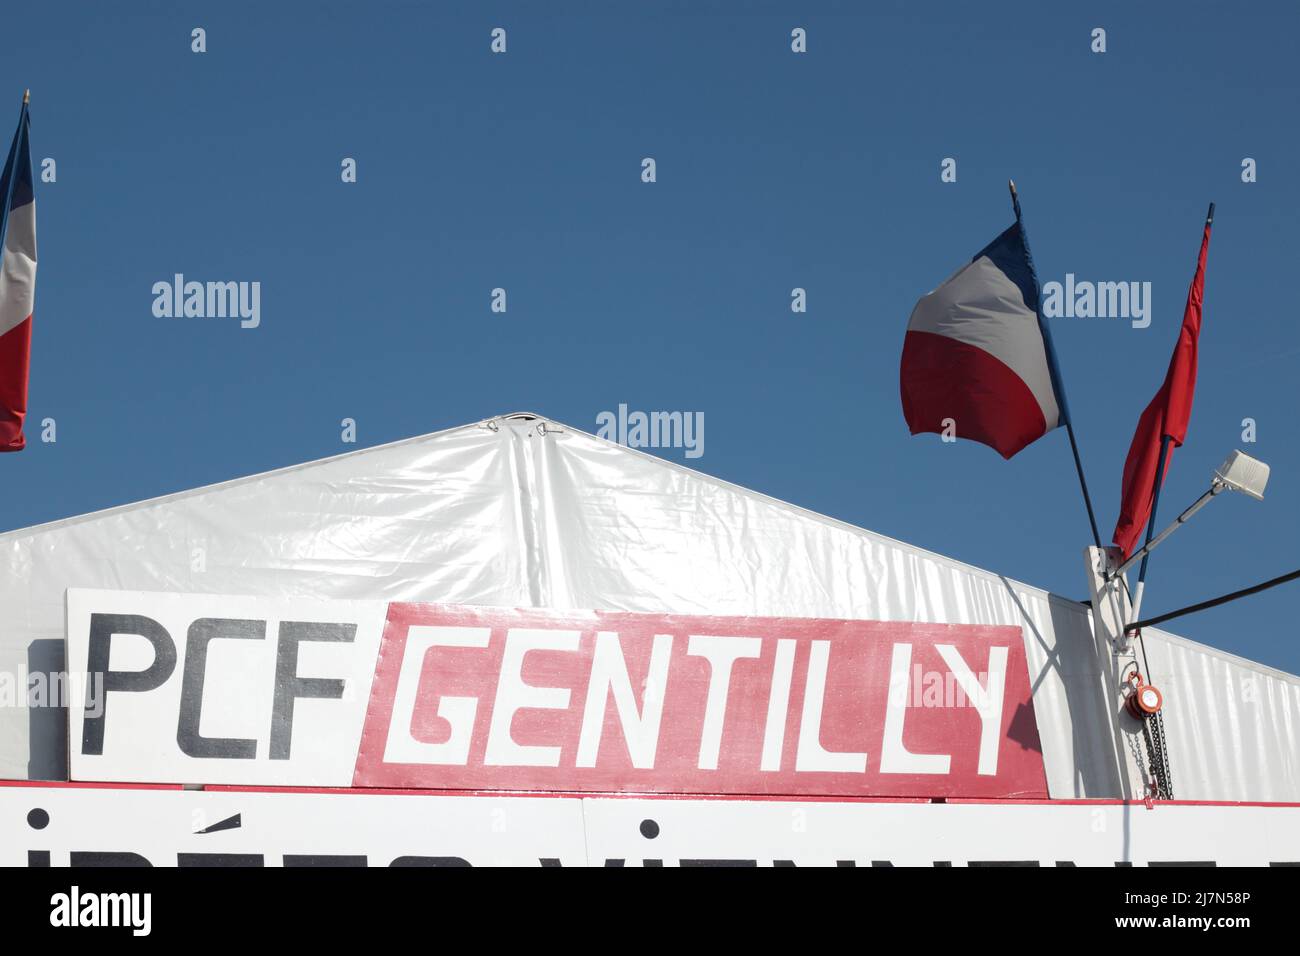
4,784 -> 1298,866
7,786 -> 585,867
582,798 -> 1300,867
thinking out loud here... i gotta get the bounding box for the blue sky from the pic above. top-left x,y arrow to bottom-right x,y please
4,1 -> 1298,673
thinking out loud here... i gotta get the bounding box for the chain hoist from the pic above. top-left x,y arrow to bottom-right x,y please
1123,671 -> 1173,800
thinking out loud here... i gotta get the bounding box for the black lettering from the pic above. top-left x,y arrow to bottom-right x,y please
178,853 -> 265,866
970,860 -> 1041,867
70,851 -> 151,866
82,614 -> 176,755
389,856 -> 471,867
284,855 -> 367,866
270,621 -> 356,760
680,859 -> 757,867
177,618 -> 265,758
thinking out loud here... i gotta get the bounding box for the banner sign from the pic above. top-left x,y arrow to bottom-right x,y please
6,784 -> 1299,866
67,589 -> 1046,797
6,785 -> 584,867
67,590 -> 388,786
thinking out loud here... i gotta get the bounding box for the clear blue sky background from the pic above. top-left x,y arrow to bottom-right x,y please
4,1 -> 1297,673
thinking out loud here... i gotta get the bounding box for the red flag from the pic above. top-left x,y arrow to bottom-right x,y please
1112,210 -> 1212,558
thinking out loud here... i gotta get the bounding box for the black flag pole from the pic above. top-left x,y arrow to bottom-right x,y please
1131,434 -> 1173,620
1009,180 -> 1103,549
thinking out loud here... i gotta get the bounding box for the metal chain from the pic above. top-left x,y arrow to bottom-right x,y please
1124,723 -> 1152,799
1152,710 -> 1175,799
1141,719 -> 1163,797
1139,712 -> 1174,800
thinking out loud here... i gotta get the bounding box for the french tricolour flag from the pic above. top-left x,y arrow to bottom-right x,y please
0,96 -> 35,453
900,222 -> 1064,460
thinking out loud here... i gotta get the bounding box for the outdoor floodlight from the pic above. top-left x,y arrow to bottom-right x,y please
1214,450 -> 1269,501
1115,450 -> 1270,581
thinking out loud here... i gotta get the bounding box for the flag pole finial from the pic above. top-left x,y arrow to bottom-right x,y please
22,89 -> 29,105
1207,202 -> 1215,225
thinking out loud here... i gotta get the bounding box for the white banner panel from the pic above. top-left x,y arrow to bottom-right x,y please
580,798 -> 1300,867
4,784 -> 1298,866
4,786 -> 585,867
67,589 -> 388,786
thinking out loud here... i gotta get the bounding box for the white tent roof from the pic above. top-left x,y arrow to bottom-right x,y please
2,413 -> 1297,798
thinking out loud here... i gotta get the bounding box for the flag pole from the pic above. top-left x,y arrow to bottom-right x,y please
1129,435 -> 1170,622
1009,180 -> 1102,549
1129,201 -> 1215,623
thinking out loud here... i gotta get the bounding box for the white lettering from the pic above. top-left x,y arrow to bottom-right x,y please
484,629 -> 580,767
687,635 -> 762,770
576,632 -> 673,768
795,641 -> 867,773
382,626 -> 490,765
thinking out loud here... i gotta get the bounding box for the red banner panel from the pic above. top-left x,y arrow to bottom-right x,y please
355,604 -> 1046,798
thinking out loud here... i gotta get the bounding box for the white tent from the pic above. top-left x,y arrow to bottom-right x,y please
2,412 -> 1297,798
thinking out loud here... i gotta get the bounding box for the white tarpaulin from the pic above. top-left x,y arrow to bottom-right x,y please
1,413 -> 1297,799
